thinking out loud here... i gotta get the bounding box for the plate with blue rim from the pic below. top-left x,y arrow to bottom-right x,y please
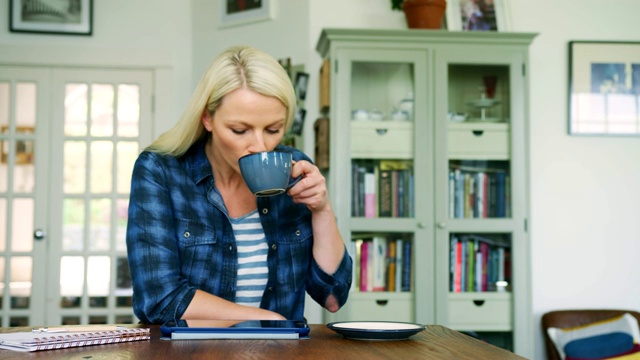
326,321 -> 425,340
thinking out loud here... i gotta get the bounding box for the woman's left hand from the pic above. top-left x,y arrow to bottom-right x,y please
287,160 -> 329,212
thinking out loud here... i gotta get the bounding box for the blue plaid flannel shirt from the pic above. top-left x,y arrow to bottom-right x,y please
126,138 -> 352,324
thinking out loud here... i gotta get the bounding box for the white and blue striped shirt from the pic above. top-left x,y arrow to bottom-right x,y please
230,210 -> 268,307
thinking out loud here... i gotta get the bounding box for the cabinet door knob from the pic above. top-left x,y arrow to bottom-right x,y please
417,222 -> 426,228
436,222 -> 446,229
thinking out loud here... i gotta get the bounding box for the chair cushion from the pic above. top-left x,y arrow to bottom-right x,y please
547,313 -> 640,359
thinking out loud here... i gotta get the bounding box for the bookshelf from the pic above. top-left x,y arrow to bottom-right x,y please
316,29 -> 536,357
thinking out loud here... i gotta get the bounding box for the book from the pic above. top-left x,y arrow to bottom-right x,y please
395,238 -> 403,292
372,236 -> 387,291
364,172 -> 376,218
387,240 -> 397,292
495,171 -> 506,218
0,327 -> 150,352
466,240 -> 475,292
401,240 -> 412,292
360,240 -> 369,291
378,170 -> 392,217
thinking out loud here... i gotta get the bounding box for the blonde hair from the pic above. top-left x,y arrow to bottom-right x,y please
146,46 -> 297,156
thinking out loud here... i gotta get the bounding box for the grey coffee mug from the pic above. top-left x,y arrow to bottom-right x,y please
238,151 -> 301,197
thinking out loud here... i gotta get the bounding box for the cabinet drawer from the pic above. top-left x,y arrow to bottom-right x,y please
351,121 -> 413,159
448,122 -> 509,160
448,293 -> 512,331
339,294 -> 414,322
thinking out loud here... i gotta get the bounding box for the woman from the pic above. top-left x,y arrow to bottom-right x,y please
126,46 -> 352,324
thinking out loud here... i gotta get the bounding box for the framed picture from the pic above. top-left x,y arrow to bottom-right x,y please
10,0 -> 93,35
294,72 -> 309,101
446,0 -> 510,31
219,0 -> 272,29
568,41 -> 640,136
291,108 -> 306,136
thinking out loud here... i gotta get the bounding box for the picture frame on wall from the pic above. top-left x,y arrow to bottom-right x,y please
9,0 -> 93,35
294,72 -> 310,101
219,0 -> 273,29
291,108 -> 306,136
446,0 -> 510,31
568,41 -> 640,136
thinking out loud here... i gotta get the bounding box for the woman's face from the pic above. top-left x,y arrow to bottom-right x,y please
202,88 -> 287,172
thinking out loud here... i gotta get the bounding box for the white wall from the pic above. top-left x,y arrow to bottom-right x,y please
513,0 -> 640,358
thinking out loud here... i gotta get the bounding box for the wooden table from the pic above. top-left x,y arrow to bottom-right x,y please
0,324 -> 526,359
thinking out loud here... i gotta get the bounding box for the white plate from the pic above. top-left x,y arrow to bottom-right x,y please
326,321 -> 425,340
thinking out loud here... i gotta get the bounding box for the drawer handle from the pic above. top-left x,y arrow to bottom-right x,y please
472,130 -> 484,136
473,300 -> 485,306
375,129 -> 388,135
375,300 -> 389,306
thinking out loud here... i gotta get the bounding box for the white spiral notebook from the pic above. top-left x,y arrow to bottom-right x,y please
0,327 -> 150,352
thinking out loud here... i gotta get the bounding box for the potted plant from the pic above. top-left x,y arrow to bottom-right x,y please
392,0 -> 447,29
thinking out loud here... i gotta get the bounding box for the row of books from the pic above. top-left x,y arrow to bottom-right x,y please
351,160 -> 415,218
351,235 -> 412,292
450,234 -> 511,293
448,166 -> 511,219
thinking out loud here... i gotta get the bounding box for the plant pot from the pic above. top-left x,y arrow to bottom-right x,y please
402,0 -> 447,29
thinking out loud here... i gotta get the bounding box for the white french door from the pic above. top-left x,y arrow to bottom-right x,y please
0,66 -> 153,326
0,66 -> 49,327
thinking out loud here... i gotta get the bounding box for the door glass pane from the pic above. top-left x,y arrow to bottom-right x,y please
90,84 -> 114,137
87,256 -> 110,308
63,198 -> 85,251
63,141 -> 86,193
0,82 -> 8,127
0,162 -> 5,193
117,141 -> 137,194
117,84 -> 140,137
0,257 -> 4,307
13,139 -> 35,193
60,256 -> 84,308
15,83 -> 36,129
447,64 -> 511,219
64,83 -> 88,136
115,256 -> 132,305
116,199 -> 128,251
90,141 -> 113,193
10,256 -> 31,309
0,199 -> 6,251
89,198 -> 110,251
11,198 -> 33,252
350,61 -> 415,219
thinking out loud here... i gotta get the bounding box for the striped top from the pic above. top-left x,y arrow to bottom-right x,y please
230,210 -> 268,307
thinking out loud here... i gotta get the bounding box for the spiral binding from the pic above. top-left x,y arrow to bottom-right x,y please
32,328 -> 150,351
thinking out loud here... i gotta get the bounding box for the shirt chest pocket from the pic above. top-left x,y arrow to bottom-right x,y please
177,219 -> 217,247
176,219 -> 220,284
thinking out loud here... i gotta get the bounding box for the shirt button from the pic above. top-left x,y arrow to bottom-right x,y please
268,286 -> 273,292
184,231 -> 190,238
228,245 -> 233,251
295,230 -> 301,236
262,208 -> 268,214
271,244 -> 277,250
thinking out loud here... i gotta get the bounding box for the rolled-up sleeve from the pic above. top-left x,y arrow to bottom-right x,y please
306,248 -> 353,309
126,152 -> 196,324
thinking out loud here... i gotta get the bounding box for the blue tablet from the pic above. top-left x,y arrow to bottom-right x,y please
160,320 -> 310,340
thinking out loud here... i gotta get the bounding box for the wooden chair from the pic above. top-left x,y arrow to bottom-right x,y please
541,309 -> 640,360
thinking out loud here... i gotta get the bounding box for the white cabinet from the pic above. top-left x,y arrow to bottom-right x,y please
316,29 -> 535,357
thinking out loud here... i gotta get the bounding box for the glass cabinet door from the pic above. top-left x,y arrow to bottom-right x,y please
434,48 -> 528,352
327,48 -> 433,324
